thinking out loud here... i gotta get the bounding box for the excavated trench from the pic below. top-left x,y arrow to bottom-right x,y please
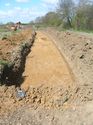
19,31 -> 76,109
1,30 -> 93,124
21,31 -> 75,90
0,30 -> 36,86
0,30 -> 77,117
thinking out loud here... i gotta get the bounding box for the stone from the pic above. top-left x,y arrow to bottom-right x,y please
16,89 -> 26,99
80,55 -> 85,59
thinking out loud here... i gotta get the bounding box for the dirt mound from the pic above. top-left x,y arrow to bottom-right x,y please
45,28 -> 93,86
1,84 -> 93,125
0,29 -> 32,61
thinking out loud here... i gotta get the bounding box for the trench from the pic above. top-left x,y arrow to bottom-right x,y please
21,31 -> 74,91
0,31 -> 76,116
0,31 -> 36,86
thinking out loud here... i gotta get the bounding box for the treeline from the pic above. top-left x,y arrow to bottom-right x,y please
34,0 -> 93,31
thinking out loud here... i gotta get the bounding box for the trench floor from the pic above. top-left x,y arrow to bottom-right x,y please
21,31 -> 74,91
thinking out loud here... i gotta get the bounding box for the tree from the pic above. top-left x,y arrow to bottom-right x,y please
6,22 -> 14,25
58,0 -> 75,28
34,12 -> 61,27
78,0 -> 92,7
35,17 -> 44,24
74,0 -> 93,30
42,12 -> 61,26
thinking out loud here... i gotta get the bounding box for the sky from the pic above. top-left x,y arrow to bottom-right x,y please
0,0 -> 58,23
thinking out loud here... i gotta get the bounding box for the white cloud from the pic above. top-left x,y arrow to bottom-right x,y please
0,7 -> 46,23
0,0 -> 58,23
41,0 -> 58,11
16,0 -> 29,3
42,0 -> 58,5
5,3 -> 10,6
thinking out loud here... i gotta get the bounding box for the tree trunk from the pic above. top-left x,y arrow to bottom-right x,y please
67,17 -> 72,28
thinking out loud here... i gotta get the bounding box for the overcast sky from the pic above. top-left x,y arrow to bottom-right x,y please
0,0 -> 59,23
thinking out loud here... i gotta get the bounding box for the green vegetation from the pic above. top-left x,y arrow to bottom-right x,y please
0,60 -> 13,69
0,60 -> 9,66
0,24 -> 9,32
21,42 -> 27,49
34,0 -> 93,32
0,29 -> 21,40
0,25 -> 12,39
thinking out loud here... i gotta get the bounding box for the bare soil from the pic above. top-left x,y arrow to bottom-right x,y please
0,29 -> 32,61
0,31 -> 75,117
0,29 -> 93,125
45,28 -> 93,86
21,31 -> 74,90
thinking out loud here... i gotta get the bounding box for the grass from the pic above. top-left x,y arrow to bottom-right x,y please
0,30 -> 21,41
21,42 -> 27,49
0,28 -> 9,32
0,32 -> 12,40
0,60 -> 13,69
0,60 -> 9,66
69,28 -> 93,33
35,23 -> 93,34
0,24 -> 21,40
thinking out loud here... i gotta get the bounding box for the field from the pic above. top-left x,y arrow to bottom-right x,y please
0,26 -> 93,125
